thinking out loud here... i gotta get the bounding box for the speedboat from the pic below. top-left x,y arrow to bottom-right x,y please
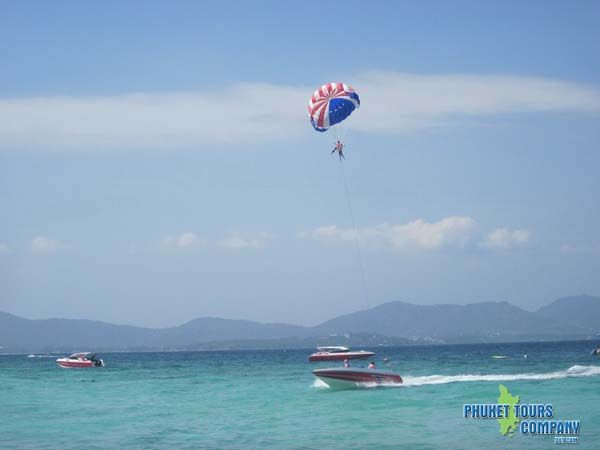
308,346 -> 375,362
56,352 -> 104,368
313,367 -> 403,389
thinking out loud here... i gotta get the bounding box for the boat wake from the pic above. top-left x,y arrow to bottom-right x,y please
312,365 -> 600,389
402,365 -> 600,387
313,378 -> 330,388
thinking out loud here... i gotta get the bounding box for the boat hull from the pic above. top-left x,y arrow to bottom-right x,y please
313,367 -> 402,389
57,359 -> 94,368
308,351 -> 375,362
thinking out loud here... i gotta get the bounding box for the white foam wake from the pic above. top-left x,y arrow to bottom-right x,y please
312,378 -> 330,388
401,365 -> 600,387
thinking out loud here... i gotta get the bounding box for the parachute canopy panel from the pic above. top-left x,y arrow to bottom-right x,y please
308,82 -> 360,132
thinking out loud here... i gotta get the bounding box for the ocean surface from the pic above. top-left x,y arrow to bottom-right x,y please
1,340 -> 599,449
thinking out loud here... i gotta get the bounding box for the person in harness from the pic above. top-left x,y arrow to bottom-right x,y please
331,140 -> 345,160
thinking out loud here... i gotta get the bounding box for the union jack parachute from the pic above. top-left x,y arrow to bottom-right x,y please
308,82 -> 360,132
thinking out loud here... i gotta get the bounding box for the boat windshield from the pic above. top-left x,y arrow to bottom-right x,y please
69,352 -> 92,359
317,346 -> 349,353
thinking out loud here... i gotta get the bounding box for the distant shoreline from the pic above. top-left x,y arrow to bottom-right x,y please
2,295 -> 598,353
3,337 -> 599,356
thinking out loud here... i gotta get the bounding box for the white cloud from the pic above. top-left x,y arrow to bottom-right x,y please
0,83 -> 306,149
352,72 -> 600,133
162,232 -> 201,249
304,216 -> 477,251
480,228 -> 530,250
0,72 -> 598,149
220,231 -> 271,250
0,242 -> 8,254
31,236 -> 67,253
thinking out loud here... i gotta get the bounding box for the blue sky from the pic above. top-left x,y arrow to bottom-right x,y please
1,1 -> 599,327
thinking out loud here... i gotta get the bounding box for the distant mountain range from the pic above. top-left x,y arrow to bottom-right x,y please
1,295 -> 599,352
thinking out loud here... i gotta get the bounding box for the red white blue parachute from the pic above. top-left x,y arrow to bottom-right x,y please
308,82 -> 360,132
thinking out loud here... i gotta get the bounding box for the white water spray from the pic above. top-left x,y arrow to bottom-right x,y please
401,365 -> 600,387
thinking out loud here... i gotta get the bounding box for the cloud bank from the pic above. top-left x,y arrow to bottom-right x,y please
353,72 -> 600,132
1,72 -> 598,149
480,228 -> 531,250
304,216 -> 477,251
303,218 -> 532,253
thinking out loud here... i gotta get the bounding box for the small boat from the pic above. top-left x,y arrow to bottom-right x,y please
313,367 -> 403,389
308,346 -> 375,362
56,352 -> 104,368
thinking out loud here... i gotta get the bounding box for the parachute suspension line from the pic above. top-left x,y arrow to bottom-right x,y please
339,161 -> 370,309
334,123 -> 349,143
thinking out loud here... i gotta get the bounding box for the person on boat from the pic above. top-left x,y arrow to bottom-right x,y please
343,359 -> 349,368
368,361 -> 376,369
331,141 -> 345,160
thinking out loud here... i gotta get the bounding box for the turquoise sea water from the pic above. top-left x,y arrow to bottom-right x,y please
1,341 -> 599,449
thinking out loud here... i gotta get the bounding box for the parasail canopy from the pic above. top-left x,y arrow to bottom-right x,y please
308,82 -> 360,132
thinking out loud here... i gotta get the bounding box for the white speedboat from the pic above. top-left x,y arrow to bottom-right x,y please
56,352 -> 104,368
